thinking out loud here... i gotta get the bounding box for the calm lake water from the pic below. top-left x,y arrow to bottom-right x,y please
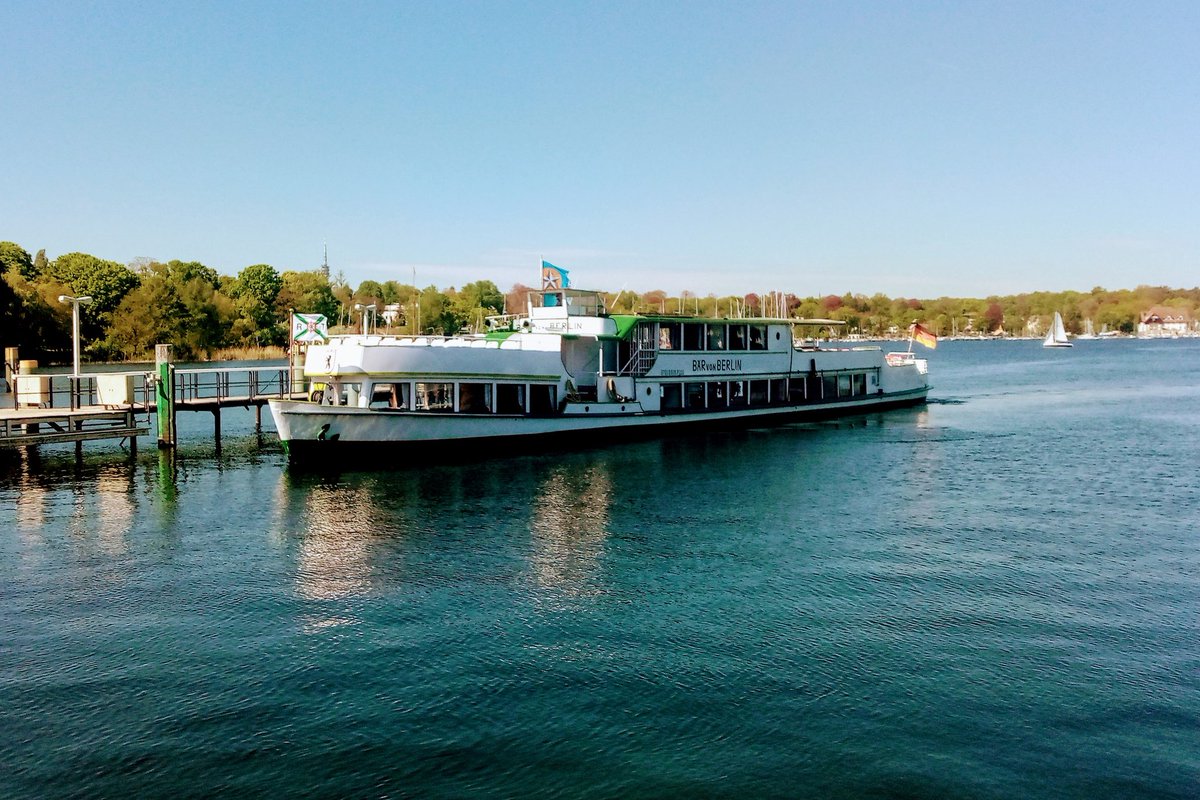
2,340 -> 1198,799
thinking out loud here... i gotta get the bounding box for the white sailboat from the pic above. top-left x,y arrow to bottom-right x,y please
1077,319 -> 1096,340
1043,311 -> 1072,348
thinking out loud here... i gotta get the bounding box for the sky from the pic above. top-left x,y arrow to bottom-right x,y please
2,1 -> 1197,298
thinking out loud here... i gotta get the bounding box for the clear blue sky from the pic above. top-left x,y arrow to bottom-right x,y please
2,1 -> 1197,298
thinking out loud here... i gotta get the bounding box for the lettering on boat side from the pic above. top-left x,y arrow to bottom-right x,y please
691,358 -> 743,372
660,369 -> 684,376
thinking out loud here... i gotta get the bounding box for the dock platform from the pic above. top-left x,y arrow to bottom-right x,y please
2,363 -> 303,458
0,405 -> 148,452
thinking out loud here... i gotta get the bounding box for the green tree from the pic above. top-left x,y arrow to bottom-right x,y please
105,275 -> 185,359
229,263 -> 284,344
416,285 -> 456,334
0,271 -> 70,360
103,261 -> 235,359
354,280 -> 385,306
459,280 -> 504,314
0,241 -> 34,280
278,270 -> 338,323
164,259 -> 220,289
46,252 -> 139,337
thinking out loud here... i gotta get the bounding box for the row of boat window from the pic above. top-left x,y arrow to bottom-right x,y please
661,372 -> 871,410
656,322 -> 772,352
321,371 -> 874,413
316,381 -> 558,414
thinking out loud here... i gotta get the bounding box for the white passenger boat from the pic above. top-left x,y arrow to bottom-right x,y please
268,285 -> 931,465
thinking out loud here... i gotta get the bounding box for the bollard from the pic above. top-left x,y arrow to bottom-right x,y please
292,348 -> 307,395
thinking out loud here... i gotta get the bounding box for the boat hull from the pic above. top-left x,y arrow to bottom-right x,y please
270,388 -> 929,468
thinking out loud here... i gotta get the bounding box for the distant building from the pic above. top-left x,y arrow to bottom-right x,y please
381,303 -> 404,325
1138,306 -> 1192,337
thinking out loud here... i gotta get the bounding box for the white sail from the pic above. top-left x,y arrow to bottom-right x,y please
1043,311 -> 1072,348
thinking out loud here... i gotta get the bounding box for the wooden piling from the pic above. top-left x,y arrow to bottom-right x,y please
3,347 -> 17,403
155,344 -> 176,448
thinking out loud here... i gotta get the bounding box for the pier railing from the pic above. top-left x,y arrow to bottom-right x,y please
7,365 -> 301,412
3,362 -> 307,458
172,366 -> 296,408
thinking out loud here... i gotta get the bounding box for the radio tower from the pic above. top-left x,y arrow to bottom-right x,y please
320,242 -> 330,280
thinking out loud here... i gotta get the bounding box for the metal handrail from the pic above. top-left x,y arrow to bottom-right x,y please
8,366 -> 296,410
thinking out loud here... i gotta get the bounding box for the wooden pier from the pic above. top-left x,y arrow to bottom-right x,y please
1,360 -> 305,458
0,406 -> 148,457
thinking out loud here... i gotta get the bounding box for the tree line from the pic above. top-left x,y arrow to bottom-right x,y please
2,240 -> 1197,365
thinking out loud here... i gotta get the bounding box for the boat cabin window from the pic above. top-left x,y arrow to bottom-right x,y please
459,382 -> 492,413
728,325 -> 747,350
822,375 -> 837,400
852,373 -> 867,396
749,380 -> 769,406
333,382 -> 363,406
788,377 -> 806,402
837,374 -> 852,397
683,323 -> 704,351
749,325 -> 768,351
729,380 -> 747,406
415,382 -> 454,412
659,322 -> 681,350
661,383 -> 683,411
495,383 -> 525,414
770,378 -> 787,405
707,381 -> 726,408
686,382 -> 706,409
369,382 -> 410,409
529,384 -> 557,414
706,324 -> 726,351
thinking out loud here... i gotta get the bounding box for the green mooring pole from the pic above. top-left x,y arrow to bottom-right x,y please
155,344 -> 175,448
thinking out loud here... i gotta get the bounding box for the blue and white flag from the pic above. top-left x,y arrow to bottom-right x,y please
541,260 -> 570,290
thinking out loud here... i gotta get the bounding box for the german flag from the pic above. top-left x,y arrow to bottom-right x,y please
910,322 -> 937,350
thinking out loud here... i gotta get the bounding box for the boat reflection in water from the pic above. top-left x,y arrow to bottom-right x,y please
528,462 -> 614,600
273,475 -> 380,632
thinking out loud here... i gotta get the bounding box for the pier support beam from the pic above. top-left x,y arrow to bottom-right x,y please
155,344 -> 176,449
212,409 -> 222,455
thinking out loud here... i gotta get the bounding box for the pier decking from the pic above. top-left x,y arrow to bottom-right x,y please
0,406 -> 148,450
1,364 -> 304,457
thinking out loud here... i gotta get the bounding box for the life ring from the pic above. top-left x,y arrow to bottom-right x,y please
310,389 -> 324,403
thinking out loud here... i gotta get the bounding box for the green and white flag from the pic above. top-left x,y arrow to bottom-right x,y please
291,313 -> 329,343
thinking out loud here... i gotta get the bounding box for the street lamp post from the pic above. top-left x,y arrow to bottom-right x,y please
353,303 -> 377,335
58,294 -> 93,376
